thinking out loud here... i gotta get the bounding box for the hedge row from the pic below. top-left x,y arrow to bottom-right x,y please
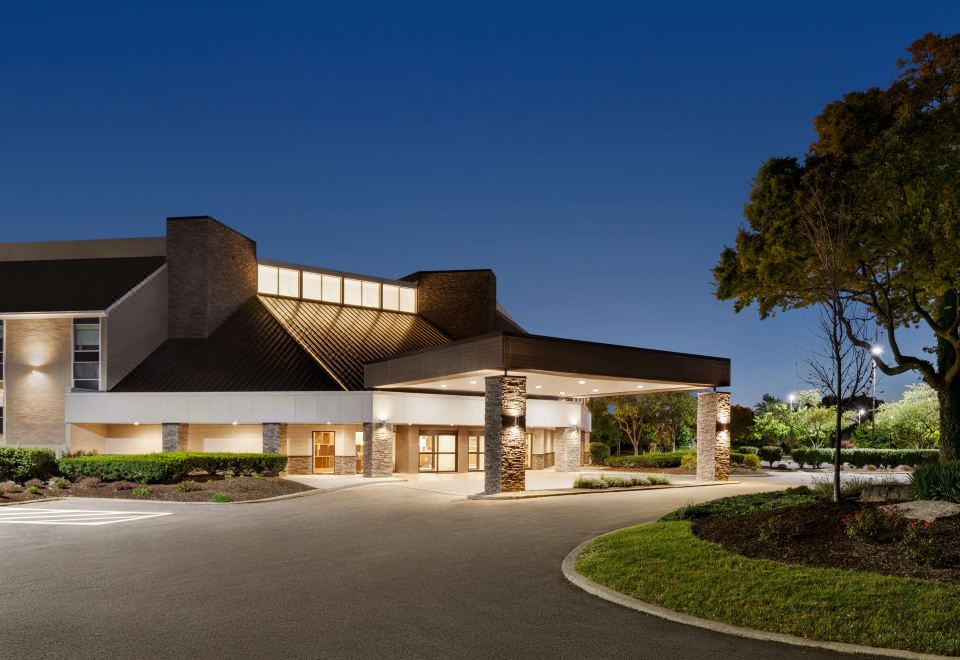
791,447 -> 939,469
604,451 -> 691,468
58,452 -> 288,484
0,447 -> 59,484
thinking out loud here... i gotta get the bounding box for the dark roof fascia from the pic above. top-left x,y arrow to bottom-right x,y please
363,331 -> 731,389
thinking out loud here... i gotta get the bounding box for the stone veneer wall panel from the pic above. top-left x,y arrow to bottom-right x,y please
554,426 -> 582,472
261,423 -> 287,454
696,392 -> 731,481
404,270 -> 497,340
484,375 -> 526,493
5,318 -> 72,447
162,423 -> 189,452
334,456 -> 357,475
362,423 -> 394,477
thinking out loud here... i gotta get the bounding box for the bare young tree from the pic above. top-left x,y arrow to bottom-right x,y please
799,189 -> 871,502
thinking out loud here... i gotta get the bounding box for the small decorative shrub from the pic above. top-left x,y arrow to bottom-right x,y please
743,454 -> 761,470
792,447 -> 938,470
132,487 -> 153,497
730,452 -> 746,465
26,485 -> 40,495
573,477 -> 608,489
759,446 -> 783,466
0,447 -> 59,484
662,487 -> 819,521
175,480 -> 200,493
844,507 -> 905,543
223,473 -> 234,480
738,446 -> 759,456
589,442 -> 611,465
53,478 -> 70,490
573,474 -> 670,489
79,477 -> 102,488
211,492 -> 232,503
251,472 -> 261,480
757,512 -> 805,542
911,461 -> 960,503
900,520 -> 944,566
680,453 -> 697,470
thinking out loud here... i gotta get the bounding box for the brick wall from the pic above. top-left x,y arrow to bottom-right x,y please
5,318 -> 72,447
166,216 -> 257,339
404,270 -> 497,340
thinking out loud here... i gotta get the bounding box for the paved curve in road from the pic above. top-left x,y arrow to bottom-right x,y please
0,480 -> 881,659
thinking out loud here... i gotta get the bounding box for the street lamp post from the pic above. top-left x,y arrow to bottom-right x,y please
857,408 -> 864,425
788,393 -> 796,412
871,346 -> 883,443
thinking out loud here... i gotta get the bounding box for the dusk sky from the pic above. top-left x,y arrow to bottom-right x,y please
2,2 -> 958,406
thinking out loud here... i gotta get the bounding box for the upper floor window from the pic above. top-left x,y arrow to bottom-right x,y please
256,264 -> 417,313
73,318 -> 100,390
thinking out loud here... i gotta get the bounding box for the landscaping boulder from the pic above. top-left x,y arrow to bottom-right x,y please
0,480 -> 23,493
859,484 -> 912,503
881,500 -> 960,522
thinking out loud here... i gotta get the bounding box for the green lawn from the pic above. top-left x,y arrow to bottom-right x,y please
576,521 -> 960,655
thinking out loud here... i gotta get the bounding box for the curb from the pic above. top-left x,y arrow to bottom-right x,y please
0,478 -> 405,507
467,480 -> 738,500
561,526 -> 952,660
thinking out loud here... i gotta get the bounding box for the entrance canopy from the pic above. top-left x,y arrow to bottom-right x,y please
363,332 -> 730,398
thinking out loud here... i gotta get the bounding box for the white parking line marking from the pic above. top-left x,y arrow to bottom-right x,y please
0,508 -> 171,526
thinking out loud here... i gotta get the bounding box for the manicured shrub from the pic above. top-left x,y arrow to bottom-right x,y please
0,447 -> 58,484
604,451 -> 689,469
743,454 -> 761,470
794,447 -> 939,469
844,508 -> 905,543
57,452 -> 288,484
574,474 -> 671,489
574,476 -> 608,489
132,487 -> 153,497
53,478 -> 70,490
900,520 -> 943,566
26,485 -> 40,495
911,461 -> 960,503
211,492 -> 232,503
759,446 -> 783,466
738,446 -> 759,457
175,480 -> 200,493
730,452 -> 746,465
589,442 -> 610,465
680,453 -> 697,470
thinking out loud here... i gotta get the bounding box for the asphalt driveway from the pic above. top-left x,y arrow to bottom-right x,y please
0,480 -> 882,659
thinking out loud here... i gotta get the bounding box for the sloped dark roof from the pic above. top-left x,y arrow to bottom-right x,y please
113,297 -> 341,392
0,256 -> 166,313
259,296 -> 450,390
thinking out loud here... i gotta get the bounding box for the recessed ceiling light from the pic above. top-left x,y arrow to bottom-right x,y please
440,383 -> 447,388
232,420 -> 238,426
636,385 -> 644,389
592,388 -> 599,393
559,391 -> 566,396
133,422 -> 139,426
577,380 -> 586,385
469,380 -> 477,385
535,385 -> 542,389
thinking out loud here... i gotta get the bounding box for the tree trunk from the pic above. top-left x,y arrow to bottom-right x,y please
937,378 -> 960,462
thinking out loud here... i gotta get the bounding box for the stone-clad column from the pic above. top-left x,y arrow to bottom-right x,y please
555,426 -> 581,472
262,423 -> 287,454
162,423 -> 188,452
484,375 -> 527,494
697,392 -> 731,481
363,423 -> 394,477
334,455 -> 357,475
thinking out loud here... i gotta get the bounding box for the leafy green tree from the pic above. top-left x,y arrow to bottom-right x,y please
607,392 -> 697,455
586,400 -> 622,453
875,383 -> 940,449
713,33 -> 960,461
730,404 -> 755,443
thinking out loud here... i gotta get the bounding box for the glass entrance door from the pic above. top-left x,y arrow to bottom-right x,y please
418,433 -> 457,472
312,431 -> 335,473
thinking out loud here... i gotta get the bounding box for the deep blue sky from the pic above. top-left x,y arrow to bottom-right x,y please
2,2 -> 957,406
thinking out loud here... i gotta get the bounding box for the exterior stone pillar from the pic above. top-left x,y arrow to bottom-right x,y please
334,456 -> 357,475
161,423 -> 188,452
363,422 -> 394,477
697,391 -> 731,481
262,423 -> 287,454
484,375 -> 527,494
555,426 -> 582,472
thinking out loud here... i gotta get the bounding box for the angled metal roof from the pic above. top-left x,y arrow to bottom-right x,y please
259,296 -> 450,390
112,297 -> 341,392
0,256 -> 166,313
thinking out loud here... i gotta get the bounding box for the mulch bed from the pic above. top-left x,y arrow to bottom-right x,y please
0,475 -> 314,503
694,500 -> 960,584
